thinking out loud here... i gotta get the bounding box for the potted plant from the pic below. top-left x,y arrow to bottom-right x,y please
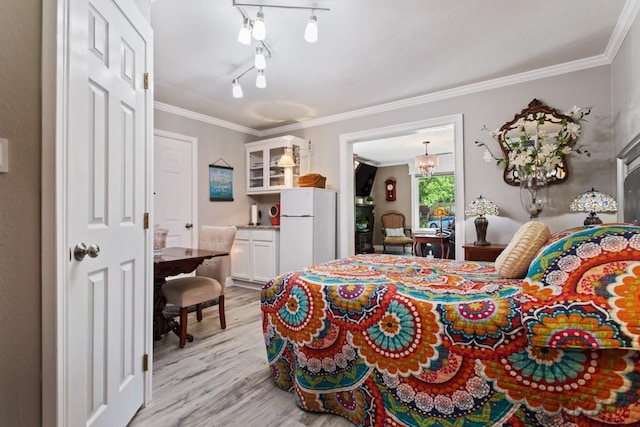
365,196 -> 375,205
356,216 -> 369,231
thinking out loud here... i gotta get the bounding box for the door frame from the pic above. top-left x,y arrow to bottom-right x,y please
154,129 -> 199,246
41,0 -> 154,424
338,115 -> 465,258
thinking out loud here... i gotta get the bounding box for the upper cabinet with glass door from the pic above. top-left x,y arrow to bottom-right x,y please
245,135 -> 305,194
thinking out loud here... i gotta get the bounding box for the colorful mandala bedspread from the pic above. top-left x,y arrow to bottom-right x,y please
261,247 -> 640,426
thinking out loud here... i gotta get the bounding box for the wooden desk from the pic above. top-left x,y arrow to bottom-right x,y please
413,233 -> 451,259
154,247 -> 228,340
463,244 -> 506,262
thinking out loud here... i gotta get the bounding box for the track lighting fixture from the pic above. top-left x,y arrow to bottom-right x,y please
232,79 -> 243,98
237,17 -> 252,45
252,8 -> 266,41
231,2 -> 330,97
254,47 -> 266,69
256,70 -> 266,88
304,10 -> 318,43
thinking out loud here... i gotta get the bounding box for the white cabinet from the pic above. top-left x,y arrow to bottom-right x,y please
230,228 -> 280,284
246,135 -> 307,194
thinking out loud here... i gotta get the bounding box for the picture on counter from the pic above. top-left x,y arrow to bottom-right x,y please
209,164 -> 234,201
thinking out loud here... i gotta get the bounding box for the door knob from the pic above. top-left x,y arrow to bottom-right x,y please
74,243 -> 100,261
185,223 -> 193,229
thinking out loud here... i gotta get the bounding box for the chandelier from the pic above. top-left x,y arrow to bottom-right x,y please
415,141 -> 439,178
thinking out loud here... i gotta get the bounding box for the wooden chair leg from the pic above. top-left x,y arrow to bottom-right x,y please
179,307 -> 188,348
196,303 -> 203,322
218,295 -> 226,329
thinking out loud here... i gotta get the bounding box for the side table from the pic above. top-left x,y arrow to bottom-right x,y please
463,244 -> 506,262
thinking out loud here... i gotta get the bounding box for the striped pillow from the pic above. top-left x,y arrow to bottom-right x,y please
495,221 -> 551,278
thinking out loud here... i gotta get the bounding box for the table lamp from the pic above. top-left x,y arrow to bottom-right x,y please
431,206 -> 451,236
569,188 -> 617,225
464,195 -> 499,246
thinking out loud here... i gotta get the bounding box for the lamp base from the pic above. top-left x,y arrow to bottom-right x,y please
584,212 -> 603,226
474,215 -> 490,246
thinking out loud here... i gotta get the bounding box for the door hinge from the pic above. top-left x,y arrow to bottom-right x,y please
143,353 -> 149,372
144,72 -> 150,90
144,212 -> 149,230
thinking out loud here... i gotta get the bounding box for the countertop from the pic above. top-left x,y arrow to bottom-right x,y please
235,224 -> 280,230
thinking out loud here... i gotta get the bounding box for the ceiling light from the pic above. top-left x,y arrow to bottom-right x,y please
255,47 -> 266,69
256,70 -> 266,88
252,8 -> 266,41
304,11 -> 318,43
415,141 -> 439,177
232,79 -> 243,98
237,18 -> 252,45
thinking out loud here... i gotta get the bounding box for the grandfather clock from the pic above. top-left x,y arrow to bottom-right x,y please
385,179 -> 396,201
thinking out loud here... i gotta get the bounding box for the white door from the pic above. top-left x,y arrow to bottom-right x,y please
66,0 -> 151,426
154,130 -> 197,248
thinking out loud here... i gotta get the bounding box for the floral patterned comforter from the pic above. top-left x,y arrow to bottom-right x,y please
261,249 -> 640,426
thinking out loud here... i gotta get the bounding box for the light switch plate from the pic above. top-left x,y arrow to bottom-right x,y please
0,138 -> 7,173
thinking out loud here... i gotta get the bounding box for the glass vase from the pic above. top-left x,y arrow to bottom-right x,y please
519,171 -> 548,219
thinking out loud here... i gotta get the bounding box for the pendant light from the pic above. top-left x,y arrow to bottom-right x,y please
256,70 -> 266,88
254,47 -> 266,69
252,8 -> 266,41
232,79 -> 243,98
237,17 -> 252,46
304,10 -> 318,43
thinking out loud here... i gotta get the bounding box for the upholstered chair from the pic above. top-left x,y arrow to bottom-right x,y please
381,212 -> 413,253
162,225 -> 236,347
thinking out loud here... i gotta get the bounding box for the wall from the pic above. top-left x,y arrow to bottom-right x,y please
612,9 -> 640,155
154,110 -> 256,228
273,66 -> 616,248
0,1 -> 42,425
370,164 -> 412,246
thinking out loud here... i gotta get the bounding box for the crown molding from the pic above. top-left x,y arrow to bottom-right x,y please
155,1 -> 638,138
605,0 -> 640,61
154,101 -> 261,136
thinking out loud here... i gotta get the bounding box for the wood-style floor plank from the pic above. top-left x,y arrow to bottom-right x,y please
129,285 -> 352,427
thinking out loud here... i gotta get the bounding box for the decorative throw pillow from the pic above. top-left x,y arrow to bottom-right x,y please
494,221 -> 551,279
386,228 -> 405,237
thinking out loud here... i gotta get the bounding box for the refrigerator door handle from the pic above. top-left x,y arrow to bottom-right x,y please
281,214 -> 314,217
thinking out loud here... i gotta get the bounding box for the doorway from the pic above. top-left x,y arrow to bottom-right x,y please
154,129 -> 199,249
338,115 -> 465,258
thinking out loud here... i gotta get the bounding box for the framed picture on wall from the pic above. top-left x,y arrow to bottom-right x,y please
209,163 -> 234,201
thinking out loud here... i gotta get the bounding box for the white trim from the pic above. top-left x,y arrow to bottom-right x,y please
153,129 -> 199,246
156,56 -> 610,139
42,0 -> 154,424
606,0 -> 640,60
154,101 -> 260,136
338,115 -> 465,259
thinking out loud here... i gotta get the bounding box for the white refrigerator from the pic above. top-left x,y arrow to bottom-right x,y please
279,187 -> 336,274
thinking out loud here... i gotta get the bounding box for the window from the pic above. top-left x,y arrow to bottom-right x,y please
413,174 -> 455,230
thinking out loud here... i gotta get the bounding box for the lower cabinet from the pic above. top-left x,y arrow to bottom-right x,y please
231,228 -> 279,284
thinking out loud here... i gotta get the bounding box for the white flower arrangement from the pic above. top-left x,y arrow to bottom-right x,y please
476,105 -> 592,177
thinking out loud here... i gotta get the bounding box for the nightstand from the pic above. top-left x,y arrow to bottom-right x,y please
463,244 -> 507,262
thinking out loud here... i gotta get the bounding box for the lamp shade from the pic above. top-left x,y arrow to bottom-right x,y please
465,195 -> 499,217
569,188 -> 618,213
277,147 -> 296,168
569,188 -> 617,225
431,206 -> 449,218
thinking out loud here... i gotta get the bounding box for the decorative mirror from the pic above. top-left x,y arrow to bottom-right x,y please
498,99 -> 579,187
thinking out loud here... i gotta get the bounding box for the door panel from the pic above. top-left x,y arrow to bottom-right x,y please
66,0 -> 149,425
154,133 -> 195,248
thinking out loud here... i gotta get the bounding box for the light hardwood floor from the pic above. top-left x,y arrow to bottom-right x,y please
129,285 -> 352,427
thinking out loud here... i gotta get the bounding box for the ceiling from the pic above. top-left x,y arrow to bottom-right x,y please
151,0 -> 629,135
